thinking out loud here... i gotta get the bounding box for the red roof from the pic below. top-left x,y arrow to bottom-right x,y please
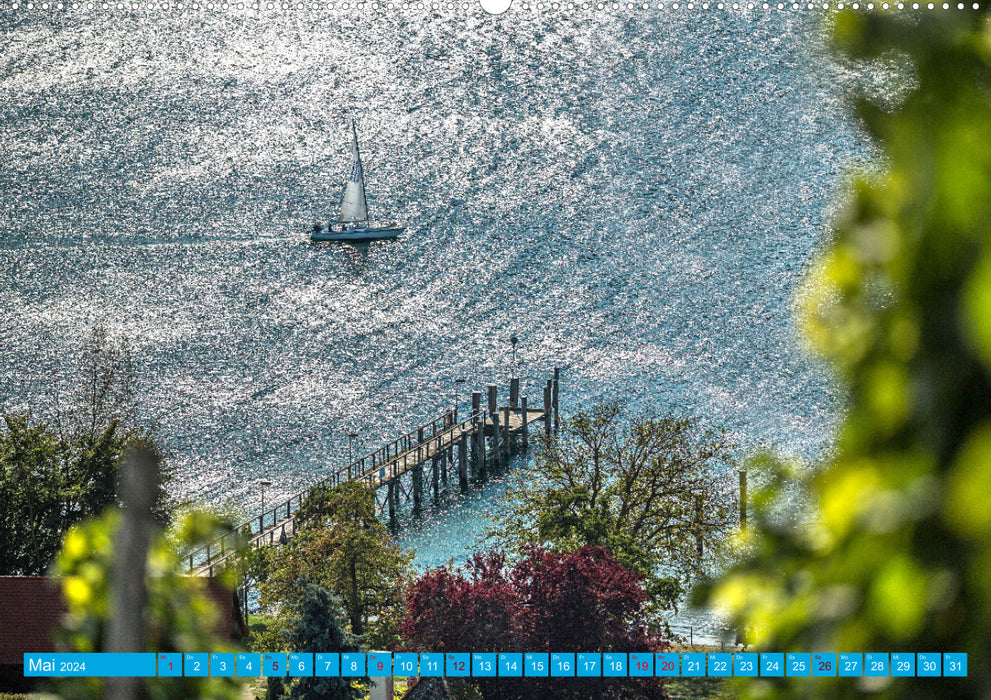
0,576 -> 243,665
0,576 -> 65,664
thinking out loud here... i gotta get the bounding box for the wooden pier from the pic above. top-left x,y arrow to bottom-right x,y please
185,372 -> 562,577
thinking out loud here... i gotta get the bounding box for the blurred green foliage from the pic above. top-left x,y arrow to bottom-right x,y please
704,10 -> 991,700
50,510 -> 243,700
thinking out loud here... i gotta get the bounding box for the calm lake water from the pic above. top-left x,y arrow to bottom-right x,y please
1,7 -> 880,637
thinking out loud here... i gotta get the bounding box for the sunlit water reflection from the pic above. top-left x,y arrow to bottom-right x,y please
1,8 -> 878,638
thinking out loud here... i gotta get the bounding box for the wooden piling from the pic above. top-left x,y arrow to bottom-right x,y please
544,380 -> 552,438
502,405 -> 511,463
487,384 -> 498,417
478,418 -> 487,478
441,447 -> 448,483
471,391 -> 482,466
510,377 -> 520,409
446,415 -> 454,465
553,367 -> 560,433
388,481 -> 396,520
521,396 -> 529,449
476,408 -> 487,478
413,464 -> 422,509
432,456 -> 440,501
458,430 -> 468,493
491,411 -> 501,469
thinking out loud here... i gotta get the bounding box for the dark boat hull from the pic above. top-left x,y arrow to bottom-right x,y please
310,225 -> 404,241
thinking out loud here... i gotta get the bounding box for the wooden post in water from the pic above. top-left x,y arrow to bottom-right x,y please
413,464 -> 422,510
478,413 -> 487,478
417,427 -> 424,467
510,377 -> 520,409
458,430 -> 468,493
544,380 -> 553,438
491,411 -> 501,469
432,455 -> 440,501
521,396 -> 529,449
487,384 -> 498,417
440,446 -> 448,483
739,470 -> 747,528
388,481 -> 396,520
471,391 -> 481,466
553,367 -> 561,433
502,405 -> 511,463
447,419 -> 455,462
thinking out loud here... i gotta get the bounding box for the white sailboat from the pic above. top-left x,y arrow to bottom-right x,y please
310,120 -> 405,242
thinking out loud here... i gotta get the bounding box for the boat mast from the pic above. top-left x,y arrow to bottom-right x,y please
351,119 -> 370,224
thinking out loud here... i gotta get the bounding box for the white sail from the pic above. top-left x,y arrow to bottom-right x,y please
338,121 -> 368,222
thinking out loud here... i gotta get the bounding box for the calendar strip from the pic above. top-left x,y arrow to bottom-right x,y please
23,651 -> 969,678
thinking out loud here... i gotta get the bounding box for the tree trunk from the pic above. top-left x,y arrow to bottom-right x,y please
349,555 -> 363,635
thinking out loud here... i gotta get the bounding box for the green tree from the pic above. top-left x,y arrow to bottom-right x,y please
259,480 -> 413,650
272,580 -> 363,700
57,325 -> 137,445
0,327 -> 172,575
0,415 -> 65,575
0,415 -> 171,574
704,10 -> 991,700
495,403 -> 737,613
59,326 -> 174,526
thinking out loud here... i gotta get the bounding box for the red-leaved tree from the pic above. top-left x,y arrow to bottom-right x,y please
400,550 -> 518,653
397,546 -> 668,700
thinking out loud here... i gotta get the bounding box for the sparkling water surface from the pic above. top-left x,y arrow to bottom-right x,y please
1,8 -> 876,637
